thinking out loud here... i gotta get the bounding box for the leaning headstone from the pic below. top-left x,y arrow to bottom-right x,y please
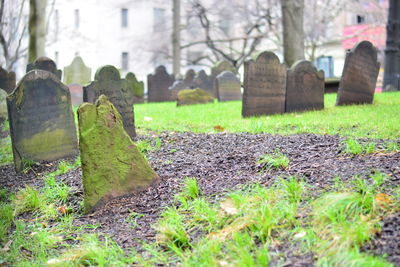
7,70 -> 78,172
147,65 -> 174,102
27,57 -> 62,80
242,51 -> 287,117
215,71 -> 241,102
286,60 -> 324,112
177,88 -> 214,106
78,95 -> 159,213
0,67 -> 16,94
126,72 -> 144,103
192,70 -> 214,97
63,56 -> 92,85
169,80 -> 190,100
336,41 -> 380,106
83,65 -> 136,138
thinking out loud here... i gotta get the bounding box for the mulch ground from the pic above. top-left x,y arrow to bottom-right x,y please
1,131 -> 400,266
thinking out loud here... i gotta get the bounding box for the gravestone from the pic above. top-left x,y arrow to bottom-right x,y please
336,41 -> 380,106
183,69 -> 196,87
177,88 -> 214,106
78,95 -> 159,213
286,60 -> 324,112
169,80 -> 189,100
63,56 -> 92,85
126,72 -> 144,103
68,84 -> 83,106
0,89 -> 7,120
83,65 -> 136,138
215,71 -> 241,102
211,61 -> 237,97
7,70 -> 78,172
192,70 -> 213,96
147,65 -> 174,102
0,67 -> 16,94
27,57 -> 62,80
242,51 -> 287,117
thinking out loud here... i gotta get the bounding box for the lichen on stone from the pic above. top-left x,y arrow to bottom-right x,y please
176,88 -> 214,106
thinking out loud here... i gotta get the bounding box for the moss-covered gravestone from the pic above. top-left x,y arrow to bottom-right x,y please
147,65 -> 174,102
83,65 -> 136,138
126,72 -> 144,103
0,66 -> 16,94
0,89 -> 7,120
7,70 -> 78,172
78,95 -> 159,213
63,56 -> 92,85
177,88 -> 213,106
27,57 -> 62,80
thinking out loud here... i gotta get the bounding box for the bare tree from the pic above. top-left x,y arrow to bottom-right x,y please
172,0 -> 181,76
0,0 -> 28,70
281,0 -> 304,67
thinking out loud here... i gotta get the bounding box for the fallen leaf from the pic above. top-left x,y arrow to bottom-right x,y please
294,231 -> 306,239
213,125 -> 225,132
144,116 -> 153,121
375,193 -> 391,208
220,198 -> 238,215
208,216 -> 253,241
58,206 -> 67,215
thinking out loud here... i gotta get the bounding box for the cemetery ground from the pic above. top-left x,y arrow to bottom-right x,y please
0,92 -> 400,266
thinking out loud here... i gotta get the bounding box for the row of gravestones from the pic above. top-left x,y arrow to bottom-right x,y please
242,41 -> 380,117
148,61 -> 242,103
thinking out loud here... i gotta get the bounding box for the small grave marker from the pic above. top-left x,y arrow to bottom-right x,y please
215,71 -> 241,102
147,65 -> 174,102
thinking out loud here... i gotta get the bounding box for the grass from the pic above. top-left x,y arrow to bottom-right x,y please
258,150 -> 290,172
135,92 -> 400,139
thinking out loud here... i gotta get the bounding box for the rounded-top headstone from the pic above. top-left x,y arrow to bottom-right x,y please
27,57 -> 62,80
95,65 -> 121,81
215,70 -> 241,102
126,72 -> 138,83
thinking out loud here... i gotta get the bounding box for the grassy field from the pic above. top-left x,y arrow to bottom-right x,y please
135,92 -> 400,139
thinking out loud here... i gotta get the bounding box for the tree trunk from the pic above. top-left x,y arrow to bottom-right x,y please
28,0 -> 47,63
281,0 -> 305,67
172,0 -> 181,77
383,0 -> 400,91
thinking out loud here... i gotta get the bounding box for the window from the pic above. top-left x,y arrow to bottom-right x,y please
121,8 -> 128,28
316,56 -> 334,78
74,9 -> 80,29
122,52 -> 129,71
356,15 -> 365,24
153,8 -> 166,32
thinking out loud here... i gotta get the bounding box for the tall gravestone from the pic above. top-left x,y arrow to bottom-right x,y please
192,70 -> 213,96
215,71 -> 242,102
183,69 -> 196,87
63,56 -> 92,85
242,51 -> 287,117
78,95 -> 159,213
27,57 -> 62,80
286,60 -> 324,112
0,67 -> 16,94
126,72 -> 144,103
7,70 -> 78,172
147,65 -> 174,102
83,65 -> 136,138
336,41 -> 380,106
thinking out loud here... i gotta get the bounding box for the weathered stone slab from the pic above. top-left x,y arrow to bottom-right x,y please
215,71 -> 241,102
0,67 -> 16,94
83,65 -> 136,138
68,84 -> 83,106
336,41 -> 380,106
7,70 -> 78,172
286,60 -> 324,112
242,51 -> 287,117
147,65 -> 174,102
78,95 -> 159,213
192,70 -> 214,97
63,56 -> 92,85
126,72 -> 144,103
0,89 -> 7,120
211,61 -> 237,97
27,57 -> 62,80
177,88 -> 214,106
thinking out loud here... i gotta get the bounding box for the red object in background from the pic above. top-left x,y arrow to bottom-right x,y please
342,24 -> 386,50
